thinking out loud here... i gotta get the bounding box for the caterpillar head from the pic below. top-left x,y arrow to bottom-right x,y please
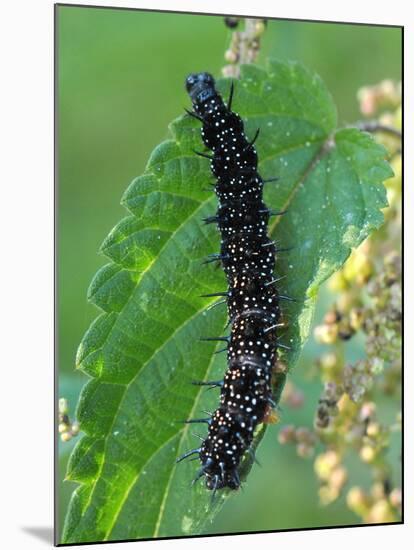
185,72 -> 216,104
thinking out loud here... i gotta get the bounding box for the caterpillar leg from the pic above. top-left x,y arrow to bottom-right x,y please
227,81 -> 234,110
191,379 -> 223,388
181,417 -> 211,425
184,108 -> 204,123
244,128 -> 260,151
199,336 -> 230,343
193,149 -> 214,160
176,447 -> 201,463
200,291 -> 228,298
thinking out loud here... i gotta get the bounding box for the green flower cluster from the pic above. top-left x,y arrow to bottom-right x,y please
278,79 -> 402,524
58,397 -> 80,443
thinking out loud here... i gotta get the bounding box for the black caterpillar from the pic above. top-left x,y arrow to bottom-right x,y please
178,72 -> 284,492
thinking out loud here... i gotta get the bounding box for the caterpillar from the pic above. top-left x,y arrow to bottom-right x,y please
178,72 -> 284,493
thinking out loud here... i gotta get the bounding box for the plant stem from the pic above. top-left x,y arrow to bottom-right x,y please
355,121 -> 402,138
222,18 -> 267,78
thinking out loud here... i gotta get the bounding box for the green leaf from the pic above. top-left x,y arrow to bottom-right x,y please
61,60 -> 392,543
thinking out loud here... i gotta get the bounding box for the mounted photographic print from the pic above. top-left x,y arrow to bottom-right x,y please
55,3 -> 403,545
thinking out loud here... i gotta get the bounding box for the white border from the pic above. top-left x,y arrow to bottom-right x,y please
1,1 -> 410,549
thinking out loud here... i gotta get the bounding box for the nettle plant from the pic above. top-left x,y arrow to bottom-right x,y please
61,58 -> 396,543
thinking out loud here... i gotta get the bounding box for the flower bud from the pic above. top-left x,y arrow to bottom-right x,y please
360,445 -> 376,463
314,451 -> 340,480
350,308 -> 364,331
389,488 -> 402,509
330,466 -> 347,490
59,398 -> 68,415
297,442 -> 314,459
71,422 -> 80,436
314,323 -> 339,344
360,402 -> 376,421
224,49 -> 238,63
367,499 -> 397,524
278,425 -> 296,444
366,422 -> 380,438
319,485 -> 339,505
328,271 -> 348,292
347,486 -> 370,516
254,21 -> 266,36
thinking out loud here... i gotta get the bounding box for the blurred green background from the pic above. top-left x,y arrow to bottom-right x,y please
57,5 -> 401,538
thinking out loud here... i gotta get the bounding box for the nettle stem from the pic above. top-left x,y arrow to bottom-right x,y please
222,18 -> 267,78
355,121 -> 402,139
